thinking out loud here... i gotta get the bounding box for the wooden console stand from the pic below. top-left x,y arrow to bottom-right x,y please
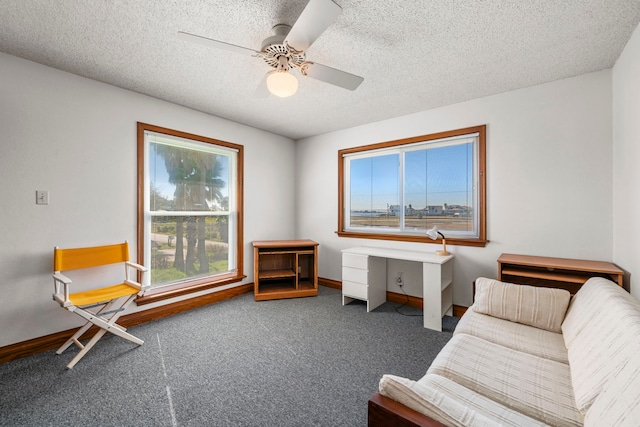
252,239 -> 319,301
498,253 -> 623,294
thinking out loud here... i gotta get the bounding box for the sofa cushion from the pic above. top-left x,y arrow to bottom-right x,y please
379,374 -> 550,427
561,277 -> 640,413
562,277 -> 635,346
473,277 -> 570,333
427,334 -> 583,427
455,307 -> 568,364
584,350 -> 640,427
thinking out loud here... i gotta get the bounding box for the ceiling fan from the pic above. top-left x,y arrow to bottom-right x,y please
177,0 -> 364,98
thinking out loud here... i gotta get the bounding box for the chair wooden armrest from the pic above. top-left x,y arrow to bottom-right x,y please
368,392 -> 446,427
124,279 -> 149,292
53,272 -> 72,284
124,261 -> 149,291
53,272 -> 73,307
126,261 -> 148,272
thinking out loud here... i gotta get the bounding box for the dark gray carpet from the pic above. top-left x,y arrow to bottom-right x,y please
0,286 -> 457,427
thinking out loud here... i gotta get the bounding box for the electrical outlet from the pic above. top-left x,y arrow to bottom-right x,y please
396,272 -> 403,287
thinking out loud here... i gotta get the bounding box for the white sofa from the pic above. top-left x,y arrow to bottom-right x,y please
370,277 -> 640,427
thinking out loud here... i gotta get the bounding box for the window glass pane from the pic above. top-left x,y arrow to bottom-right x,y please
141,126 -> 241,291
404,142 -> 474,235
150,215 -> 229,286
149,143 -> 230,213
340,126 -> 485,245
349,153 -> 399,229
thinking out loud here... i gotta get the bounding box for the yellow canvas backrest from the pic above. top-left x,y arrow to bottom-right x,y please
54,242 -> 130,272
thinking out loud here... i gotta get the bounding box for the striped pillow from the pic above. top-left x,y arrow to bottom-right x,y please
473,278 -> 570,333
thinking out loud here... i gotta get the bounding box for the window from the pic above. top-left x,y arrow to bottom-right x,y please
338,125 -> 487,247
137,123 -> 244,303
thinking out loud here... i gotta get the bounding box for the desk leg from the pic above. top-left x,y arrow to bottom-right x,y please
423,262 -> 443,332
342,295 -> 355,306
368,256 -> 387,312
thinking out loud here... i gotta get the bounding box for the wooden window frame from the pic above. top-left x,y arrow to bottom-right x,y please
337,125 -> 487,248
136,122 -> 245,305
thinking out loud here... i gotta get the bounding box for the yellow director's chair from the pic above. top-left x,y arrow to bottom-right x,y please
52,241 -> 149,369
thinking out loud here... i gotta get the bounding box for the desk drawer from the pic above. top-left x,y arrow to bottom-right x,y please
342,266 -> 368,284
342,253 -> 368,269
343,280 -> 368,300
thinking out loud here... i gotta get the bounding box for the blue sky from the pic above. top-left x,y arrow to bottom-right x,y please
350,143 -> 473,211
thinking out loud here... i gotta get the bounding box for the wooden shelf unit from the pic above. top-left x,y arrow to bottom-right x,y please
253,240 -> 318,301
498,253 -> 623,294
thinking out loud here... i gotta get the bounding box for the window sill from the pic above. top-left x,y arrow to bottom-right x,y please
136,271 -> 247,306
336,231 -> 488,248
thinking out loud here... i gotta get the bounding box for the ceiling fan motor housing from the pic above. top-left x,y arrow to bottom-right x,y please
259,24 -> 306,70
260,24 -> 289,50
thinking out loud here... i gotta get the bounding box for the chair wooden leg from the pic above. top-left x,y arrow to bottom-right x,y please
57,300 -> 115,355
64,322 -> 143,369
63,296 -> 144,368
66,329 -> 107,369
60,295 -> 144,368
56,321 -> 92,355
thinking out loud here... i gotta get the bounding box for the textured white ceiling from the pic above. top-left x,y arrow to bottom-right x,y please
1,1 -> 639,140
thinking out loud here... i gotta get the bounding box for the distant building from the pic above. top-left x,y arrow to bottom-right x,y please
444,204 -> 472,216
426,205 -> 444,215
389,204 -> 445,216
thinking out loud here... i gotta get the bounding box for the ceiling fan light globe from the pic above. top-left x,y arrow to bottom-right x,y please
266,71 -> 298,97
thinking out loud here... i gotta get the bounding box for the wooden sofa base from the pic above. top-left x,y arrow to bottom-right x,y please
368,393 -> 446,427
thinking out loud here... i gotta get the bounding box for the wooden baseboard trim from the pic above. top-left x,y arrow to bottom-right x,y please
453,305 -> 468,318
0,283 -> 253,365
0,329 -> 81,365
386,291 -> 423,308
318,277 -> 342,289
386,291 -> 468,317
123,283 -> 253,326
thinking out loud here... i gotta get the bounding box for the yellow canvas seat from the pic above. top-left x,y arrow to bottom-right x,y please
68,283 -> 139,307
53,241 -> 148,369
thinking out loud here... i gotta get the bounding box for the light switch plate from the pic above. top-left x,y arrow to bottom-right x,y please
36,190 -> 49,205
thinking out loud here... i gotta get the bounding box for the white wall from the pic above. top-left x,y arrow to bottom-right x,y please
1,40 -> 629,348
0,52 -> 296,347
296,70 -> 614,307
613,23 -> 640,299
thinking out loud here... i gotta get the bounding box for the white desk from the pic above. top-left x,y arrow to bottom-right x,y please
341,246 -> 454,331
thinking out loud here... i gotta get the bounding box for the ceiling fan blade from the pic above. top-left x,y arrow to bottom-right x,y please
253,73 -> 271,98
284,0 -> 342,52
303,63 -> 363,91
177,31 -> 259,56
